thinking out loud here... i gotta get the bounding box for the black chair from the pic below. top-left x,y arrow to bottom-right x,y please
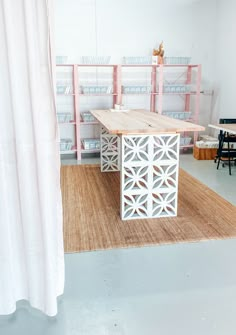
216,118 -> 236,175
214,118 -> 236,162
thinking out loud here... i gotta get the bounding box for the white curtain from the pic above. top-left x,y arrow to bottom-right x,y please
0,0 -> 64,316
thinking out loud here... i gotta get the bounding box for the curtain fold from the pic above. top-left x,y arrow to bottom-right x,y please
0,0 -> 64,316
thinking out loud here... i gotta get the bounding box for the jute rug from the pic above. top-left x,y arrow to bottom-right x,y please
61,165 -> 236,253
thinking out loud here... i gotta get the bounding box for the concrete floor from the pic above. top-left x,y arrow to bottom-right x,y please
1,154 -> 236,335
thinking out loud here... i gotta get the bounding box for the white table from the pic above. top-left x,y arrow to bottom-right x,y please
208,123 -> 236,135
91,109 -> 205,220
208,123 -> 236,175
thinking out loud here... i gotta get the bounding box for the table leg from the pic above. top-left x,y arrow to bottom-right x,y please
121,133 -> 180,220
100,126 -> 120,172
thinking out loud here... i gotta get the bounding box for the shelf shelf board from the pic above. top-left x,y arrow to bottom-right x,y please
81,138 -> 100,142
122,93 -> 151,95
81,148 -> 100,154
58,121 -> 76,125
152,92 -> 197,95
180,144 -> 194,149
161,64 -> 199,68
77,64 -> 117,67
56,64 -> 74,67
79,93 -> 117,96
60,149 -> 77,154
122,64 -> 153,67
56,64 -> 199,68
81,138 -> 100,153
56,93 -> 75,96
122,92 -> 197,96
80,121 -> 99,125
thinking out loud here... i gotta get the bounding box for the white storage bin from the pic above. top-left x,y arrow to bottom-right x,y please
122,85 -> 151,94
162,111 -> 174,118
56,56 -> 68,64
60,138 -> 73,151
164,57 -> 191,65
56,83 -> 72,94
184,137 -> 192,145
56,84 -> 67,94
162,111 -> 192,120
81,85 -> 112,94
163,84 -> 191,93
82,139 -> 100,150
81,112 -> 96,122
122,56 -> 152,65
81,56 -> 111,65
57,112 -> 73,123
182,112 -> 192,120
172,112 -> 182,119
180,137 -> 192,146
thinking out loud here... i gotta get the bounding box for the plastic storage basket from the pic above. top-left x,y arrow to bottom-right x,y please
81,56 -> 111,65
162,84 -> 191,93
57,112 -> 73,123
122,85 -> 151,94
60,138 -> 73,151
180,137 -> 192,146
82,138 -> 100,150
81,112 -> 96,122
56,56 -> 68,64
164,57 -> 191,65
56,83 -> 72,94
80,85 -> 112,94
122,56 -> 152,65
162,111 -> 192,120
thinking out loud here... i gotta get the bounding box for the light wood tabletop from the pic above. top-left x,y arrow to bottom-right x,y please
90,109 -> 205,135
208,123 -> 236,135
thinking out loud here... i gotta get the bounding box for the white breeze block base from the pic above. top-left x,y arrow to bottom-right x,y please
121,134 -> 180,220
101,127 -> 120,172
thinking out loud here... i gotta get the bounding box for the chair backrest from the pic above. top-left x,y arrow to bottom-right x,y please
219,118 -> 236,124
218,119 -> 236,142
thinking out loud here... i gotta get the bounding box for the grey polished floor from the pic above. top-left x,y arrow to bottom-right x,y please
1,154 -> 236,335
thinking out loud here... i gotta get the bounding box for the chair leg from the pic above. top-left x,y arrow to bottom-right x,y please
228,142 -> 232,175
217,132 -> 224,170
229,158 -> 231,175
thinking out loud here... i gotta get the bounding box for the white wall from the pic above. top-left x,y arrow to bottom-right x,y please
212,0 -> 236,122
55,0 -> 219,129
55,0 -> 216,72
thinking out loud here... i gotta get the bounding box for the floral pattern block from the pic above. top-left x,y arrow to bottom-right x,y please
153,135 -> 179,161
101,127 -> 120,172
121,133 -> 179,220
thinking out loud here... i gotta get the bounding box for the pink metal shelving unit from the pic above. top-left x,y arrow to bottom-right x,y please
56,64 -> 77,157
56,63 -> 201,159
120,63 -> 201,149
77,64 -> 121,160
56,64 -> 122,160
154,64 -> 202,148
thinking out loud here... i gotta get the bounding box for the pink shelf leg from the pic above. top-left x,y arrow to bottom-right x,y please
158,65 -> 163,114
73,64 -> 81,161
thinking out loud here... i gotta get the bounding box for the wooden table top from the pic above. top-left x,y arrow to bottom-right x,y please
90,109 -> 205,135
208,123 -> 236,135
